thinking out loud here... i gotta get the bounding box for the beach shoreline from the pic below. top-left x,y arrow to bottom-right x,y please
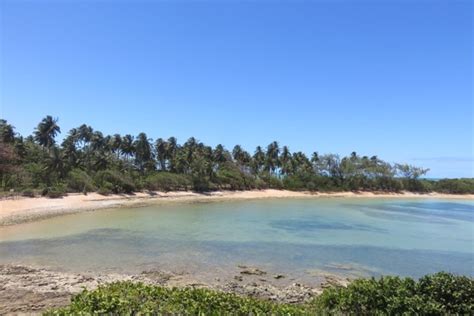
0,189 -> 473,226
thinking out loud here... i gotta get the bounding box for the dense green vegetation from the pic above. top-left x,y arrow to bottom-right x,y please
45,272 -> 473,315
1,116 -> 473,196
313,272 -> 474,315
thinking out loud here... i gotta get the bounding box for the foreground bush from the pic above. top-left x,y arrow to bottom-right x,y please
45,272 -> 473,315
44,282 -> 307,315
312,272 -> 474,315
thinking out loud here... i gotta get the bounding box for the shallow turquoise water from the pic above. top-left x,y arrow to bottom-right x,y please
0,198 -> 472,278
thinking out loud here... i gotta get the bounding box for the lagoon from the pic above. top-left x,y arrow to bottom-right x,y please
0,198 -> 472,280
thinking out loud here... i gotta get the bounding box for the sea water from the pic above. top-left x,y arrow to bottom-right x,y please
0,198 -> 472,279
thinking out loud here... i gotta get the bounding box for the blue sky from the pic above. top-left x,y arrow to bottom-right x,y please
1,0 -> 472,178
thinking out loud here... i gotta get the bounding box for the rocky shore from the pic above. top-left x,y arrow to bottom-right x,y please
0,264 -> 349,314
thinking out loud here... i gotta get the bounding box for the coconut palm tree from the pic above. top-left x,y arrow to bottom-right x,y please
265,141 -> 280,174
61,136 -> 78,169
280,146 -> 292,176
90,131 -> 106,151
109,134 -> 122,159
47,146 -> 65,177
252,146 -> 265,175
155,138 -> 167,171
0,119 -> 15,143
77,124 -> 93,149
213,144 -> 228,165
232,145 -> 243,162
121,134 -> 135,161
166,137 -> 178,172
34,116 -> 61,149
134,133 -> 154,172
311,152 -> 320,175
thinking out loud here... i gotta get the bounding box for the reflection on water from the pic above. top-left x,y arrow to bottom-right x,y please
270,217 -> 387,233
346,201 -> 474,223
0,198 -> 472,278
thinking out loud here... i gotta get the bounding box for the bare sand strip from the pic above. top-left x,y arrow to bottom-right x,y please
1,189 -> 473,226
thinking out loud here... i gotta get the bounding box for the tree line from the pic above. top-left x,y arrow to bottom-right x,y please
1,116 -> 472,197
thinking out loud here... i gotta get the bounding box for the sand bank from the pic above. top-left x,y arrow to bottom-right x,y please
1,189 -> 472,226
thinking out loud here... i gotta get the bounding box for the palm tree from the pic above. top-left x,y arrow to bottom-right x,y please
232,145 -> 243,162
90,131 -> 106,151
155,138 -> 167,171
252,146 -> 265,175
47,146 -> 65,178
311,152 -> 320,175
61,136 -> 78,169
134,133 -> 154,172
213,144 -> 228,165
121,134 -> 135,161
265,141 -> 280,174
109,134 -> 122,159
183,137 -> 200,171
34,116 -> 61,149
232,145 -> 252,173
0,119 -> 15,143
77,124 -> 93,149
280,146 -> 292,175
166,137 -> 178,172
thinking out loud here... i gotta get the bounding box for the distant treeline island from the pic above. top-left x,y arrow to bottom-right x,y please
1,116 -> 473,197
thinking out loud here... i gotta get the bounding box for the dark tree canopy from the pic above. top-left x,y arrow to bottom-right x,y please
1,116 -> 472,196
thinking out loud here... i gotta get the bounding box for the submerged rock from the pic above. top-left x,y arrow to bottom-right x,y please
240,267 -> 267,276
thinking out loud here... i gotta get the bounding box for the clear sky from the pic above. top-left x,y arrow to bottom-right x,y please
1,0 -> 472,178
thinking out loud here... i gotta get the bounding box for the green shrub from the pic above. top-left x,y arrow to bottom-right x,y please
254,177 -> 268,189
215,164 -> 252,190
283,175 -> 306,190
434,178 -> 474,194
45,273 -> 474,315
21,189 -> 36,197
41,185 -> 66,199
97,187 -> 112,196
66,169 -> 96,192
401,178 -> 432,192
312,272 -> 474,315
94,170 -> 136,194
416,272 -> 474,314
23,162 -> 50,188
373,177 -> 403,192
144,172 -> 191,192
259,174 -> 283,189
44,282 -> 308,315
192,175 -> 212,192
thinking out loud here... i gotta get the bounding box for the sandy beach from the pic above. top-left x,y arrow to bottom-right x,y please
1,189 -> 472,226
